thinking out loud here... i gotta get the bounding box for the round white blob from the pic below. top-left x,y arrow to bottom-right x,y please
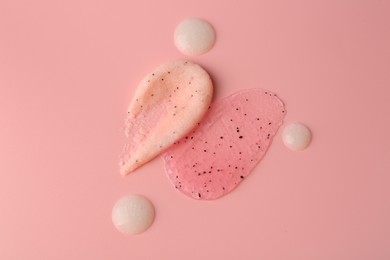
282,123 -> 312,151
174,18 -> 216,56
112,195 -> 155,235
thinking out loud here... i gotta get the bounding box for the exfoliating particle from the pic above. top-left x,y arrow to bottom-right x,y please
120,61 -> 213,175
162,89 -> 285,200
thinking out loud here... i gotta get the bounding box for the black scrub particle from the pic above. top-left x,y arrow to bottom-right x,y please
240,175 -> 244,179
239,136 -> 243,139
170,156 -> 173,159
220,136 -> 223,139
198,193 -> 201,198
236,108 -> 239,111
204,150 -> 207,152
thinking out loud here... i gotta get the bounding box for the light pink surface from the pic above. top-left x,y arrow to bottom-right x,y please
0,0 -> 389,259
163,89 -> 285,200
120,60 -> 212,175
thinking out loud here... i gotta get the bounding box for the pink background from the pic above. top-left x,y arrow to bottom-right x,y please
1,0 -> 389,259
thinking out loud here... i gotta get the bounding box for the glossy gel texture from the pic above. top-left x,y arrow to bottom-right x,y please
162,89 -> 285,200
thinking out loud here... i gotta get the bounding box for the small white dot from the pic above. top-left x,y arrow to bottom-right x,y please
112,195 -> 155,235
174,18 -> 216,56
283,123 -> 312,151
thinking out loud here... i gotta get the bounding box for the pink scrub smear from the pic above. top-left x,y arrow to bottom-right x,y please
120,60 -> 213,175
162,89 -> 286,200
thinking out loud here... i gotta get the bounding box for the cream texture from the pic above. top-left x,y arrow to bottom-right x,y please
112,195 -> 155,235
282,123 -> 312,150
174,18 -> 216,55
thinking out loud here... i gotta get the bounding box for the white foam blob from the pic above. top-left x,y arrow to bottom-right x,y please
283,123 -> 312,151
174,18 -> 216,56
112,195 -> 155,235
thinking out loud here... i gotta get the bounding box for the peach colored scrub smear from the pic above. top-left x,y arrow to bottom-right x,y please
120,61 -> 213,175
162,89 -> 286,200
